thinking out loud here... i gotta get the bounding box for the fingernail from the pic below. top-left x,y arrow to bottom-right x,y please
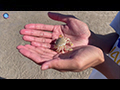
42,65 -> 49,70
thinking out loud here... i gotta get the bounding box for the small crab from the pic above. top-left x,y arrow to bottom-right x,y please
53,35 -> 73,53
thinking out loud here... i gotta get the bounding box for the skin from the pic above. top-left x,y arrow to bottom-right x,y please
20,12 -> 90,48
17,44 -> 104,72
17,12 -> 120,79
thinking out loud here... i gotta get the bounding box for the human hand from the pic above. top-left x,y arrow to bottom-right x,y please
17,12 -> 104,72
41,45 -> 104,72
17,45 -> 104,72
20,12 -> 91,49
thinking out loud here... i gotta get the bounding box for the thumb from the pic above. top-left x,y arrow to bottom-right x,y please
48,12 -> 76,23
41,58 -> 78,71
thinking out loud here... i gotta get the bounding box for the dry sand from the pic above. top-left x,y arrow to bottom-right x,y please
0,11 -> 118,79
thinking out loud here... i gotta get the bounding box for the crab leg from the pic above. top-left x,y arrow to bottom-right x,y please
56,47 -> 61,53
61,46 -> 65,53
64,45 -> 69,52
67,40 -> 73,46
64,45 -> 73,52
70,42 -> 73,46
66,37 -> 73,46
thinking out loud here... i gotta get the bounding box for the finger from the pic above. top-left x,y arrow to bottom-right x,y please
25,44 -> 55,57
48,12 -> 76,23
20,29 -> 52,38
24,44 -> 36,50
19,48 -> 45,64
17,45 -> 31,51
31,41 -> 51,48
24,23 -> 54,31
41,58 -> 78,70
17,45 -> 26,49
17,45 -> 38,54
24,45 -> 54,60
37,46 -> 57,55
23,35 -> 52,43
17,45 -> 52,64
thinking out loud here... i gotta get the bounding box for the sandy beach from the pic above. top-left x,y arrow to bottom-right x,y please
0,11 -> 118,79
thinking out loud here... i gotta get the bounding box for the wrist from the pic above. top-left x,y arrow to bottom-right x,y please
88,30 -> 96,45
92,47 -> 105,67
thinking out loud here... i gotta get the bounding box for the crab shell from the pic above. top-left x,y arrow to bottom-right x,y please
54,35 -> 73,53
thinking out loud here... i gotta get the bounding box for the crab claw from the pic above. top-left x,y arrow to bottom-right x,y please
59,35 -> 63,38
70,43 -> 73,46
69,48 -> 73,51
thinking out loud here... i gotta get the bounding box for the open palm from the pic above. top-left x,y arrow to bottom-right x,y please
20,12 -> 91,48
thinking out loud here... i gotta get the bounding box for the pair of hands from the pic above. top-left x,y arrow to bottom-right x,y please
17,12 -> 104,72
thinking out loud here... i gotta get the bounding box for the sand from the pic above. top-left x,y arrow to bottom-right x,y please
0,11 -> 118,79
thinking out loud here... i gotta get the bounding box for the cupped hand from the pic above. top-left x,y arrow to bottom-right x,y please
17,12 -> 102,72
20,12 -> 91,48
17,45 -> 104,72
